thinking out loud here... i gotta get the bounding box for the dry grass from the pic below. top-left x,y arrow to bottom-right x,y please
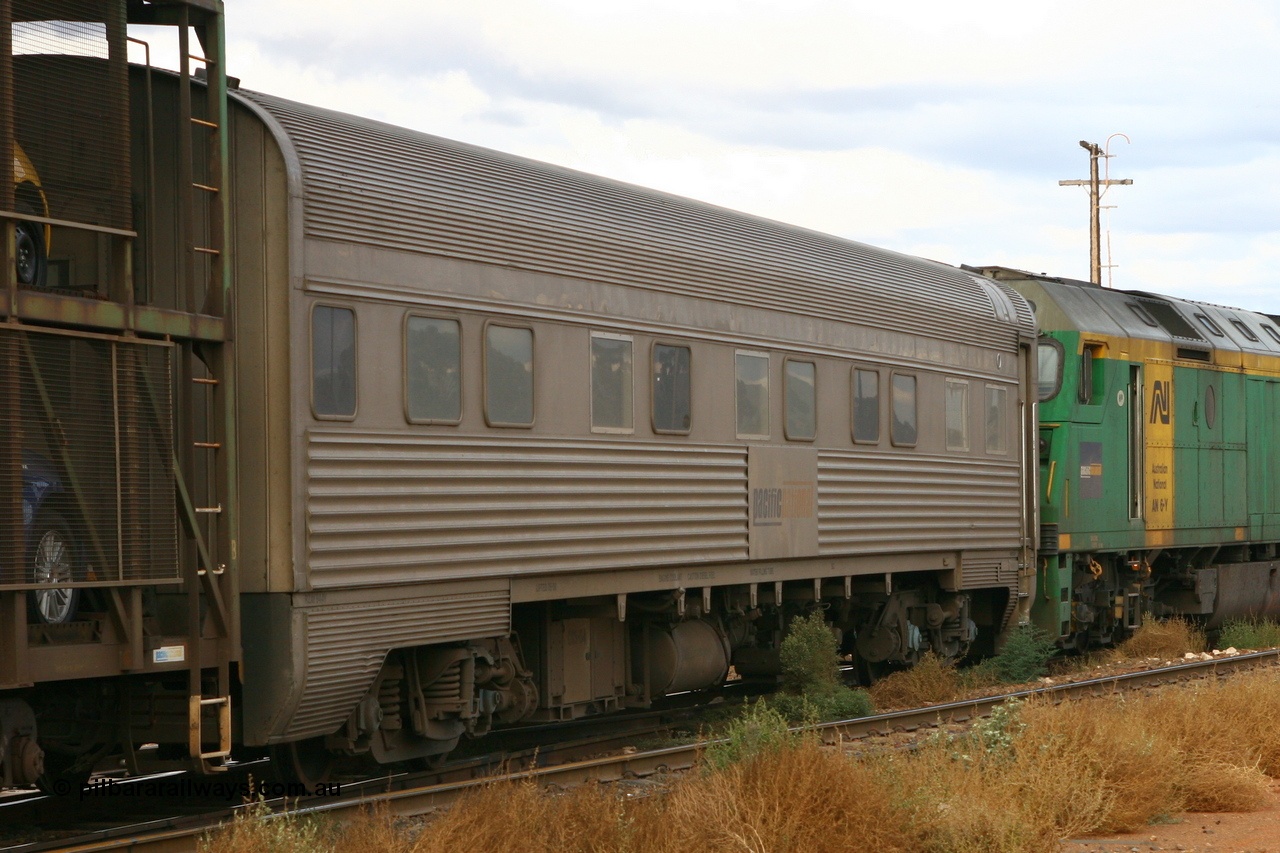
1112,617 -> 1206,661
868,653 -> 961,708
406,779 -> 634,853
653,741 -> 913,853
203,670 -> 1280,853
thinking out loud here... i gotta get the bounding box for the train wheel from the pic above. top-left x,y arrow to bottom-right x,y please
15,220 -> 47,289
270,737 -> 334,789
29,511 -> 80,625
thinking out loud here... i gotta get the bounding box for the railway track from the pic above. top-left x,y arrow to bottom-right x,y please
7,648 -> 1278,853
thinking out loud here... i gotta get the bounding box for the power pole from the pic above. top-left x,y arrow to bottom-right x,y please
1059,140 -> 1132,285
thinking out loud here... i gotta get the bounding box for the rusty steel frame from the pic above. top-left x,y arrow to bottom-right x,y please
0,1 -> 239,773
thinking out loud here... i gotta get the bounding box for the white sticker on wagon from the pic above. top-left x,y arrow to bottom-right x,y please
153,645 -> 186,664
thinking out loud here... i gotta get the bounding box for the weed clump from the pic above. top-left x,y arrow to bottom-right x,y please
1116,617 -> 1206,660
1218,617 -> 1280,650
769,687 -> 874,724
772,611 -> 873,723
988,624 -> 1057,683
199,796 -> 334,853
704,700 -> 797,770
779,611 -> 839,694
869,653 -> 960,709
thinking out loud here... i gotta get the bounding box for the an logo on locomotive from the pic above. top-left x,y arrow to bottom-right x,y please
1149,380 -> 1171,425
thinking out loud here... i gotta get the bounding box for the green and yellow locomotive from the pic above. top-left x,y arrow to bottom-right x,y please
978,267 -> 1280,647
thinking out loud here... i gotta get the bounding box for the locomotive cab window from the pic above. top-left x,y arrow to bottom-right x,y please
485,324 -> 534,427
945,378 -> 969,451
785,359 -> 816,441
890,373 -> 917,447
852,368 -> 880,443
1036,337 -> 1063,402
653,343 -> 692,433
735,351 -> 770,439
591,332 -> 633,433
405,316 -> 461,423
985,385 -> 1008,454
312,305 -> 357,418
1078,344 -> 1104,405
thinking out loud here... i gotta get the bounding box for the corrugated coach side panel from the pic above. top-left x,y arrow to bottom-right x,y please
305,432 -> 749,588
238,91 -> 1031,351
285,585 -> 510,739
817,451 -> 1023,553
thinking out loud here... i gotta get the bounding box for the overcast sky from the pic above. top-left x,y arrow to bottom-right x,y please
206,2 -> 1277,312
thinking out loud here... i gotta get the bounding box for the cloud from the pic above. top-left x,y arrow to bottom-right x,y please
208,0 -> 1280,311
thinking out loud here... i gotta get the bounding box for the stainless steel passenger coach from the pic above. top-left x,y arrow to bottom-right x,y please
227,88 -> 1038,775
0,1 -> 1038,788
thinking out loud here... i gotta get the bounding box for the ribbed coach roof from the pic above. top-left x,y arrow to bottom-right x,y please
236,88 -> 1034,349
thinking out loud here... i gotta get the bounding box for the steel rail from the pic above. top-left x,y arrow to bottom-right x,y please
15,648 -> 1279,853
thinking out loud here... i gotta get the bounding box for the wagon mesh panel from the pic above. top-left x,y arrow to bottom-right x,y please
4,1 -> 132,231
0,328 -> 177,589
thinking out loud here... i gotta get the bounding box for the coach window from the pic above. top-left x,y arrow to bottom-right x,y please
485,324 -> 534,427
785,359 -> 816,441
945,378 -> 969,451
890,373 -> 917,447
985,385 -> 1008,454
591,332 -> 633,432
312,305 -> 356,418
406,316 -> 461,423
653,343 -> 692,433
852,368 -> 879,443
736,351 -> 770,439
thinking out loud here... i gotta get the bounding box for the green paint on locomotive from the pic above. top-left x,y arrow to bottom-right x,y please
979,265 -> 1280,647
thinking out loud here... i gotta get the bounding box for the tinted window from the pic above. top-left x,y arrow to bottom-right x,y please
406,316 -> 460,422
785,360 -> 816,440
985,385 -> 1008,454
945,379 -> 969,451
653,344 -> 691,432
486,325 -> 534,426
591,333 -> 633,431
1196,313 -> 1225,337
1037,339 -> 1063,402
1231,319 -> 1259,342
891,374 -> 917,446
1126,303 -> 1159,328
736,352 -> 769,438
312,305 -> 356,417
852,368 -> 879,443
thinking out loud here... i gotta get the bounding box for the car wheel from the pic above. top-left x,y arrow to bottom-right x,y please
14,219 -> 47,289
30,511 -> 80,625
